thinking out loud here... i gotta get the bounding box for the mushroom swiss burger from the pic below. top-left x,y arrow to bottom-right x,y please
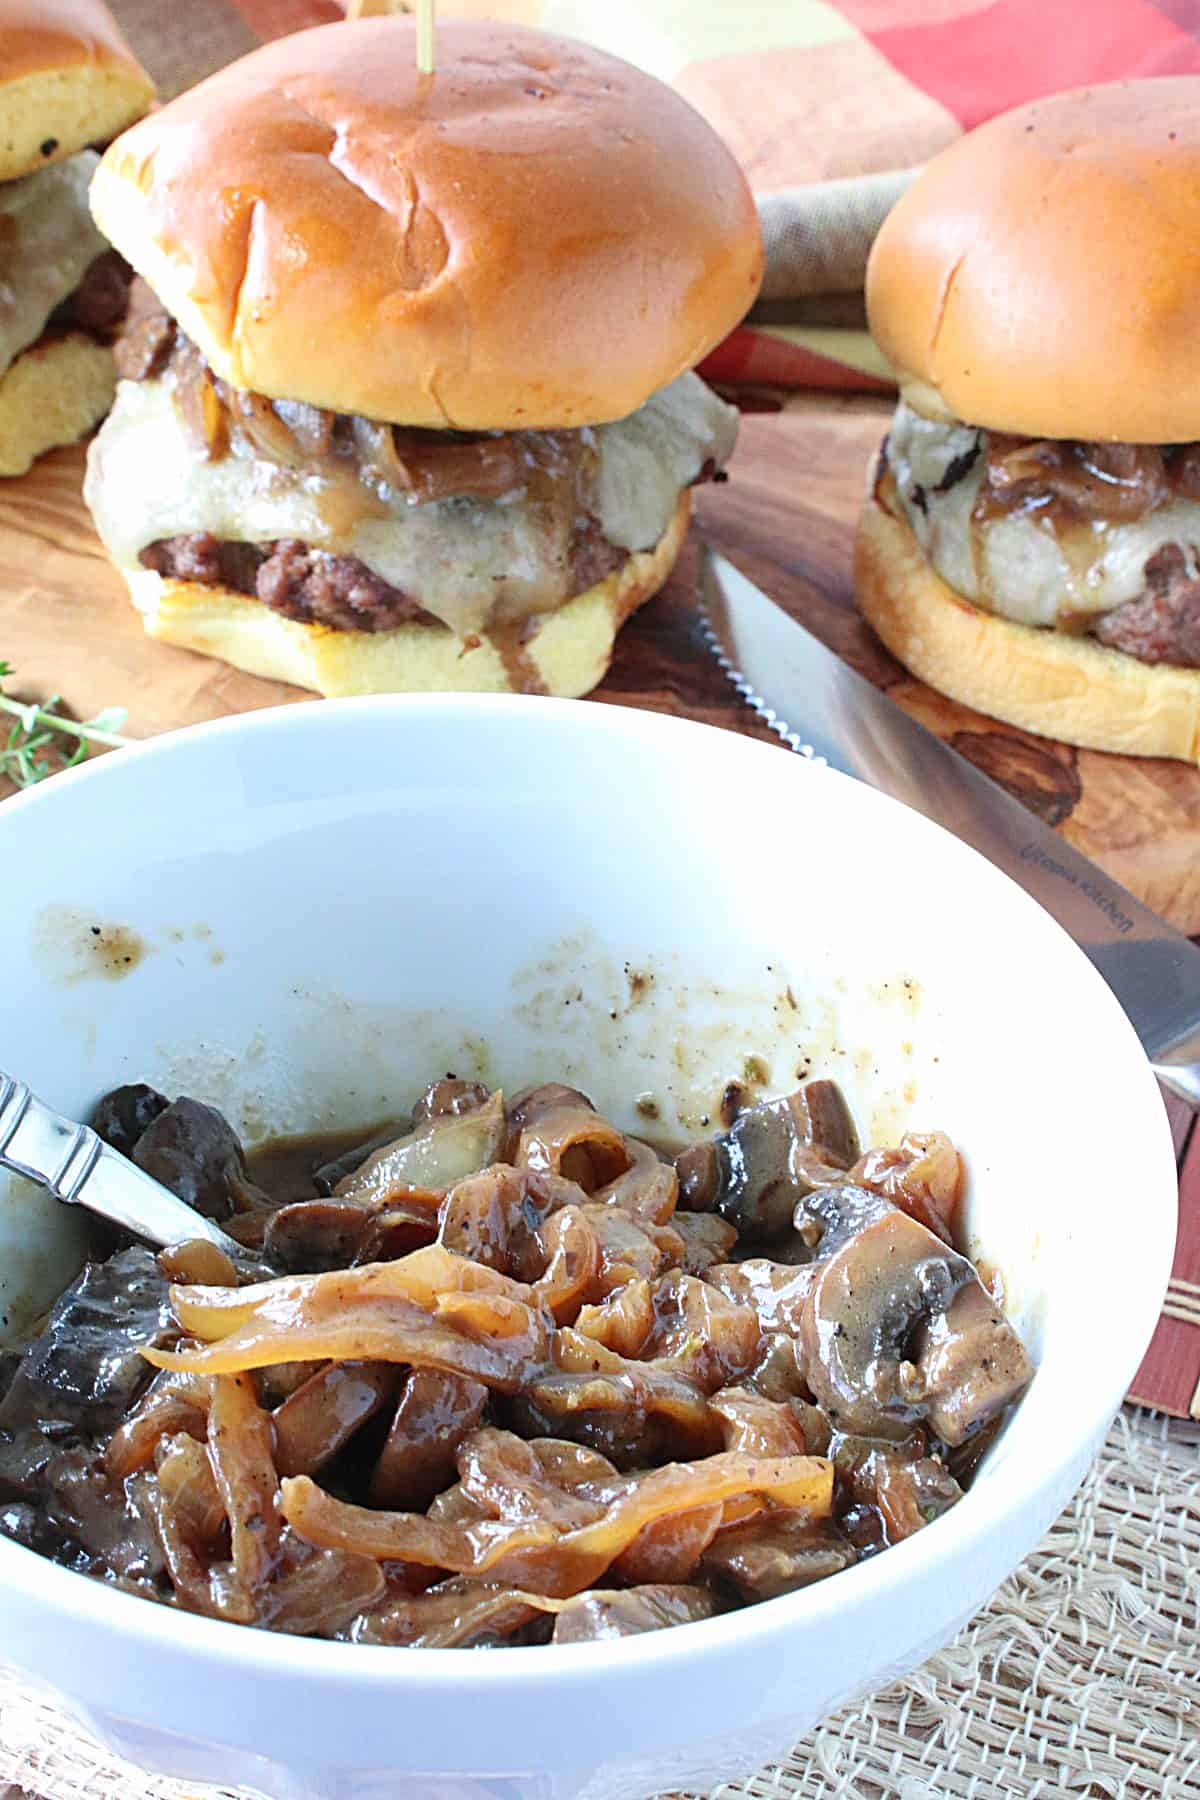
0,0 -> 153,474
857,80 -> 1200,762
84,17 -> 762,697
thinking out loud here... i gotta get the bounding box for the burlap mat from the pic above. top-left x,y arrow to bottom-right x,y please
2,1409 -> 1197,1800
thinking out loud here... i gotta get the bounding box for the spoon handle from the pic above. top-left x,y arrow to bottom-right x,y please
0,1071 -> 243,1255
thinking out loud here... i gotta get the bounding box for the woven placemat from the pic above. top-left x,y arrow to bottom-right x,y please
2,1408 -> 1197,1800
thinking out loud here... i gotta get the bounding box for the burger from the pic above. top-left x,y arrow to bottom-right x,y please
857,80 -> 1200,763
0,0 -> 153,474
83,18 -> 762,698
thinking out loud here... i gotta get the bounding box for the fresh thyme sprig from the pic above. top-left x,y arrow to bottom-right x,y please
0,660 -> 130,788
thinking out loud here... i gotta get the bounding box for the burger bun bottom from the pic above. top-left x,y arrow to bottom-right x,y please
0,331 -> 114,475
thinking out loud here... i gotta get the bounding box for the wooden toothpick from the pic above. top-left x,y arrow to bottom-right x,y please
417,0 -> 436,74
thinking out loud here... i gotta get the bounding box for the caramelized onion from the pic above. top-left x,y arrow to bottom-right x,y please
612,1502 -> 723,1585
281,1449 -> 834,1596
207,1371 -> 282,1591
170,342 -> 225,460
510,1085 -> 632,1191
335,1094 -> 506,1206
351,1576 -> 560,1647
160,1242 -> 535,1343
982,435 -> 1172,522
144,1248 -> 552,1391
105,1370 -> 212,1478
592,1137 -> 679,1225
225,387 -> 311,468
851,1131 -> 963,1243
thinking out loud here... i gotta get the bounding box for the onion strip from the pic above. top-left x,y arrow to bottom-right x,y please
282,1451 -> 833,1597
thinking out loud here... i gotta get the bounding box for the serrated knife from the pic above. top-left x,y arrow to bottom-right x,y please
698,546 -> 1200,1110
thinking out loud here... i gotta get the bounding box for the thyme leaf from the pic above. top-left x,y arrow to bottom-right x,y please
0,660 -> 130,789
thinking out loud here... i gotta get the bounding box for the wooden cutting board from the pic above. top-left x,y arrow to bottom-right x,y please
4,392 -> 1200,931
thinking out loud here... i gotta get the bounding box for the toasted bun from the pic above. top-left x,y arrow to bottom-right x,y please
856,476 -> 1200,763
0,330 -> 114,476
0,0 -> 153,181
90,18 -> 762,430
866,79 -> 1200,443
122,493 -> 689,698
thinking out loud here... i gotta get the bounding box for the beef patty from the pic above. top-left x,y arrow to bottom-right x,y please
1093,544 -> 1200,666
139,522 -> 631,634
51,251 -> 133,343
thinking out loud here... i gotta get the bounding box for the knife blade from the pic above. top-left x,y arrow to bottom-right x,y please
698,546 -> 1200,1110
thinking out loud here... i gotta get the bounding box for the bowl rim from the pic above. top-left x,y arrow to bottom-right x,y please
0,693 -> 1178,1687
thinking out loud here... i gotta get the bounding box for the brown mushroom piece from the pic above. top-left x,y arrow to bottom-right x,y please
263,1189 -> 442,1272
674,1080 -> 860,1242
915,1281 -> 1034,1446
800,1206 -> 1032,1445
794,1181 -> 892,1256
89,1083 -> 170,1159
263,1200 -> 375,1272
702,1513 -> 856,1602
133,1098 -> 268,1222
349,1577 -> 555,1648
551,1584 -> 717,1642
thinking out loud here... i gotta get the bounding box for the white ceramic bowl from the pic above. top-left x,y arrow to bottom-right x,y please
0,697 -> 1175,1800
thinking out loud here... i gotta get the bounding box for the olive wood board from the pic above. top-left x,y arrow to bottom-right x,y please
2,393 -> 1200,935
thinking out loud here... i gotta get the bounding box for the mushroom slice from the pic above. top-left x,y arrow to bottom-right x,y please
794,1080 -> 860,1169
675,1081 -> 859,1242
593,1136 -> 679,1226
272,1361 -> 397,1478
702,1512 -> 856,1602
800,1209 -> 973,1439
800,1208 -> 1031,1445
133,1098 -> 268,1222
368,1368 -> 487,1511
915,1281 -> 1033,1446
844,1447 -> 962,1544
793,1182 -> 893,1258
351,1576 -> 558,1647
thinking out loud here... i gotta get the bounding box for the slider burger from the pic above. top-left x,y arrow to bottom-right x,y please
0,0 -> 153,474
84,18 -> 762,697
857,80 -> 1200,762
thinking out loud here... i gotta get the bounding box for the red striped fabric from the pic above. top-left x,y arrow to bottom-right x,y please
847,0 -> 1200,127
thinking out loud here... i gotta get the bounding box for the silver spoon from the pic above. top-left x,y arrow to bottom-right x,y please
0,1070 -> 245,1257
